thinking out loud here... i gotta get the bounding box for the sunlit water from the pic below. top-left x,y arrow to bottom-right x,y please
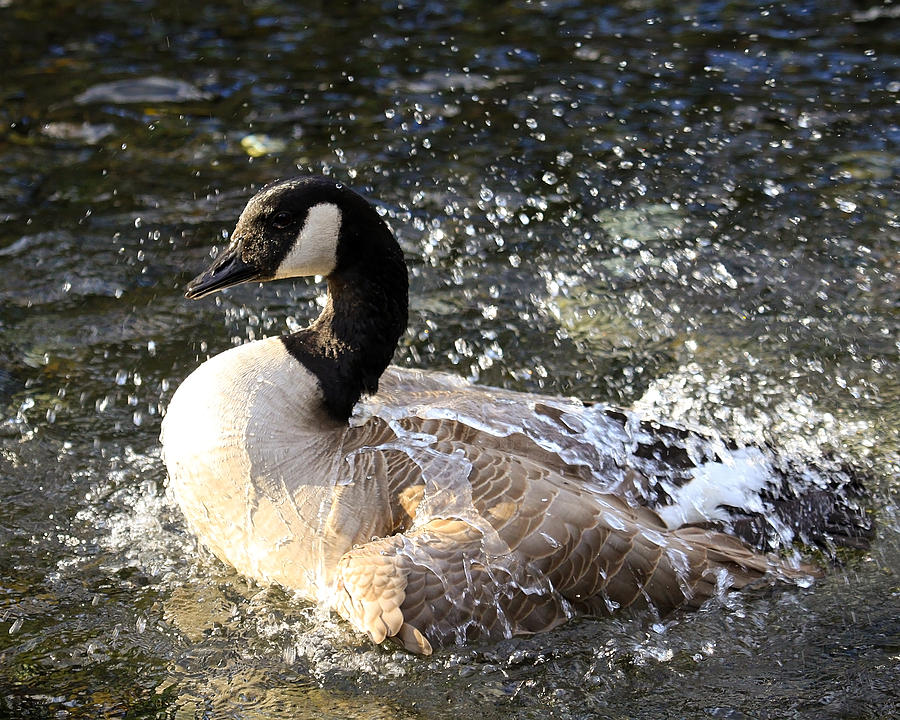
1,1 -> 897,718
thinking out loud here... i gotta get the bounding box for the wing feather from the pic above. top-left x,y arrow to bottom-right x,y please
330,369 -> 821,652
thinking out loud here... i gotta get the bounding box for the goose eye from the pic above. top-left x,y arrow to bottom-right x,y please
272,211 -> 293,229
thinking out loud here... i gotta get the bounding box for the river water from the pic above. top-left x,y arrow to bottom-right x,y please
1,1 -> 897,718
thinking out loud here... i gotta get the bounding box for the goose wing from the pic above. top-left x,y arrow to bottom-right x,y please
367,366 -> 732,509
334,478 -> 810,654
337,371 -> 816,652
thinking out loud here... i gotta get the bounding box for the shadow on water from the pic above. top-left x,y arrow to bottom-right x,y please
0,1 -> 897,718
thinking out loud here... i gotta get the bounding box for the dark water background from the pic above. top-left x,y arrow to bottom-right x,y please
1,1 -> 897,718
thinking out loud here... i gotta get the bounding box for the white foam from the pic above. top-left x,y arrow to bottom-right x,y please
655,447 -> 772,528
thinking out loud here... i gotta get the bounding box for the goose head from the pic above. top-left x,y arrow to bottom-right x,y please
185,176 -> 406,299
184,176 -> 409,422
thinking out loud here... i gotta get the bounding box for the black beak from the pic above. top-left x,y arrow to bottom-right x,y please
185,244 -> 261,300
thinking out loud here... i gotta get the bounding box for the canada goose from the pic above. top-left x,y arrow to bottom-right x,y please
161,176 -> 869,654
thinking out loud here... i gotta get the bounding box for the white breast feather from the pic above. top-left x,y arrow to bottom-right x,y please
161,336 -> 350,598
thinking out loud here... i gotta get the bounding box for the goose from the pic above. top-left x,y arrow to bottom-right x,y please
160,176 -> 869,654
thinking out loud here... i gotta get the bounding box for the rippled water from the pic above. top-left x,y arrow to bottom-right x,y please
1,1 -> 897,718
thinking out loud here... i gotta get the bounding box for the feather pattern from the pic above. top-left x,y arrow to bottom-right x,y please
328,366 -> 818,652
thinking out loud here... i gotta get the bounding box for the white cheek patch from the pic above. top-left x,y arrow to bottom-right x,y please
274,202 -> 341,278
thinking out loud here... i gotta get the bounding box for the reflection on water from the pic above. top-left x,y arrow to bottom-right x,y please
0,0 -> 897,718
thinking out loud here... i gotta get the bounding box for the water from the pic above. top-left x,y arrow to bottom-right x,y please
1,1 -> 897,717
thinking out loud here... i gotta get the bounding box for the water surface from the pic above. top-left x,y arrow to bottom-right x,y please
0,1 -> 897,718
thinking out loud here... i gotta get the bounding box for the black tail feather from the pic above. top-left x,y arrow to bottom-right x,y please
723,463 -> 873,553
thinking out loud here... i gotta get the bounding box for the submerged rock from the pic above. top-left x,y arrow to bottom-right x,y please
240,134 -> 288,157
74,76 -> 209,105
41,121 -> 116,144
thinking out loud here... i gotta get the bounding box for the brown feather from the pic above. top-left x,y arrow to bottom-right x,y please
327,371 -> 823,653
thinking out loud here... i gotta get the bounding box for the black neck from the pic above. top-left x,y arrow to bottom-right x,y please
281,230 -> 408,423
